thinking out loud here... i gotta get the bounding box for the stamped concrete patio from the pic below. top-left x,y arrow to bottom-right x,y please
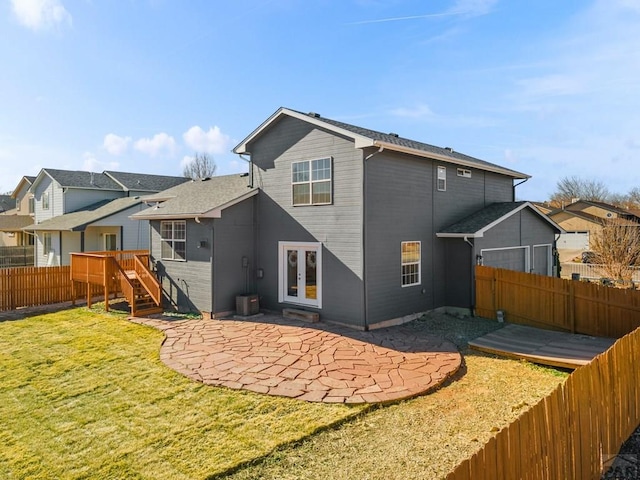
131,314 -> 462,404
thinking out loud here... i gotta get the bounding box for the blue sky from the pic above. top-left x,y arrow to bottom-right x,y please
1,0 -> 639,201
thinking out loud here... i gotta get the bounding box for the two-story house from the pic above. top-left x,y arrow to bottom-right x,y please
26,169 -> 189,266
0,176 -> 36,248
134,108 -> 561,329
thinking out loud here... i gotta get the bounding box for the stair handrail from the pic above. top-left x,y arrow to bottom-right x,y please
108,257 -> 137,316
133,255 -> 162,307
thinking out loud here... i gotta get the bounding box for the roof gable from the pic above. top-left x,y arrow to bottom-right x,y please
11,176 -> 35,199
31,169 -> 122,192
234,107 -> 529,179
437,202 -> 564,238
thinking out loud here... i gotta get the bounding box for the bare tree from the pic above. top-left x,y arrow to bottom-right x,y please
590,219 -> 640,285
550,176 -> 609,206
183,153 -> 216,180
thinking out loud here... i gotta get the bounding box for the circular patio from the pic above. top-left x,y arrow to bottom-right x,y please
132,314 -> 462,404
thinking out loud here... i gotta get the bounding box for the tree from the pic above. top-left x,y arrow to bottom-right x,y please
590,219 -> 640,285
549,176 -> 609,207
183,153 -> 216,180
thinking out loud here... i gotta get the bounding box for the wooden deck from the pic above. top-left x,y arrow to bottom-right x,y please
469,324 -> 616,369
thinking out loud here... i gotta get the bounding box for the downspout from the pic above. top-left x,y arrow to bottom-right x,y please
464,235 -> 476,315
513,177 -> 529,201
362,146 -> 384,331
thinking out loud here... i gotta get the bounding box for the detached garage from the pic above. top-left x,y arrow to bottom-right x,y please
438,202 -> 563,310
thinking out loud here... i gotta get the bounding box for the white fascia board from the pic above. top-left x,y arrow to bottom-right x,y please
373,141 -> 530,179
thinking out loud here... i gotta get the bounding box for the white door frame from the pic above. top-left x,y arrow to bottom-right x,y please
533,244 -> 553,275
278,241 -> 322,308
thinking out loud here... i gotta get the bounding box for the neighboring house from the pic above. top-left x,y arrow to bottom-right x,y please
132,174 -> 257,314
0,195 -> 13,213
25,169 -> 189,266
134,107 -> 561,329
0,176 -> 36,248
548,200 -> 640,251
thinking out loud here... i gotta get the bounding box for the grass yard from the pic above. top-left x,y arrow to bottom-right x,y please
224,315 -> 569,480
0,309 -> 363,479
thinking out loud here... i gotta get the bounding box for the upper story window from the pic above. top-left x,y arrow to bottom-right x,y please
437,166 -> 446,191
292,157 -> 332,206
42,192 -> 50,210
160,220 -> 186,261
28,197 -> 35,214
401,241 -> 421,287
457,168 -> 472,178
16,198 -> 20,211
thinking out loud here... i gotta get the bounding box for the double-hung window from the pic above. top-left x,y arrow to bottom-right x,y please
161,220 -> 186,261
42,192 -> 50,210
43,233 -> 52,256
437,166 -> 446,191
401,241 -> 421,287
292,157 -> 332,205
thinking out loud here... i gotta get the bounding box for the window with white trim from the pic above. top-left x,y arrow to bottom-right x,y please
160,220 -> 186,261
457,168 -> 471,178
292,157 -> 332,205
42,192 -> 50,210
16,198 -> 20,211
28,197 -> 35,214
437,166 -> 446,191
401,241 -> 421,287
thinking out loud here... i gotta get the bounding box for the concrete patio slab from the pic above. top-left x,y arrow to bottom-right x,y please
132,314 -> 462,404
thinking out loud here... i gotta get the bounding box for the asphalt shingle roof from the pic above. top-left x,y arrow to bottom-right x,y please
27,197 -> 144,231
43,169 -> 122,191
104,171 -> 190,192
134,174 -> 255,219
439,202 -> 529,235
0,215 -> 34,231
0,195 -> 13,212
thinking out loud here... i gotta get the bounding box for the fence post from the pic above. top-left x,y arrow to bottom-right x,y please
569,281 -> 576,333
9,267 -> 16,310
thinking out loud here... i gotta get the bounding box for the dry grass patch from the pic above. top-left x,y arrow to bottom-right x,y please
226,314 -> 568,480
0,308 -> 363,479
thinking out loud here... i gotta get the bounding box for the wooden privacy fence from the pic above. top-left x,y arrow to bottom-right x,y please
0,245 -> 34,268
0,266 -> 102,311
446,325 -> 640,479
475,265 -> 640,338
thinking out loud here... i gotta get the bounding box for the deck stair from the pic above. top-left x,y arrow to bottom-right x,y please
70,250 -> 163,317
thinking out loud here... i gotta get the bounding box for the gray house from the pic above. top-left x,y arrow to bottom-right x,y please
136,107 -> 561,329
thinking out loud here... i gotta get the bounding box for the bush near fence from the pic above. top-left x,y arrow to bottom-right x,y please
0,265 -> 102,311
446,324 -> 640,480
475,265 -> 640,338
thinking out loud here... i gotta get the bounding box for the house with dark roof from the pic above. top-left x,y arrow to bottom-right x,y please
133,107 -> 561,327
27,169 -> 189,266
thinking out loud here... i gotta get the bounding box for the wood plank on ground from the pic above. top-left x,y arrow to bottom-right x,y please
469,324 -> 616,369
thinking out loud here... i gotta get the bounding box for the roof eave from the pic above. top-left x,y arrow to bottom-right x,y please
373,141 -> 530,179
435,232 -> 481,238
233,107 -> 375,154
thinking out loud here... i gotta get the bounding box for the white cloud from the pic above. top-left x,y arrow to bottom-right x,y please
182,126 -> 232,155
11,0 -> 72,31
103,134 -> 131,156
81,152 -> 119,172
180,155 -> 194,169
390,104 -> 435,119
134,133 -> 176,157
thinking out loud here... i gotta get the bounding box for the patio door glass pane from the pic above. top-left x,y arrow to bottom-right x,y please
287,249 -> 298,297
105,234 -> 117,251
305,250 -> 317,300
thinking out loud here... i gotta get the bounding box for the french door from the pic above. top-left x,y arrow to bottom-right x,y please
279,242 -> 322,308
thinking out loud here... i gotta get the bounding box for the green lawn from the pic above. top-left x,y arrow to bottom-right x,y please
0,309 -> 363,479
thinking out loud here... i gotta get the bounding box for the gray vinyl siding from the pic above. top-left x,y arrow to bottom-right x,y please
151,219 -> 213,313
211,198 -> 255,314
364,152 -> 434,324
444,239 -> 474,308
35,231 -> 61,266
249,115 -> 364,327
64,189 -> 122,213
